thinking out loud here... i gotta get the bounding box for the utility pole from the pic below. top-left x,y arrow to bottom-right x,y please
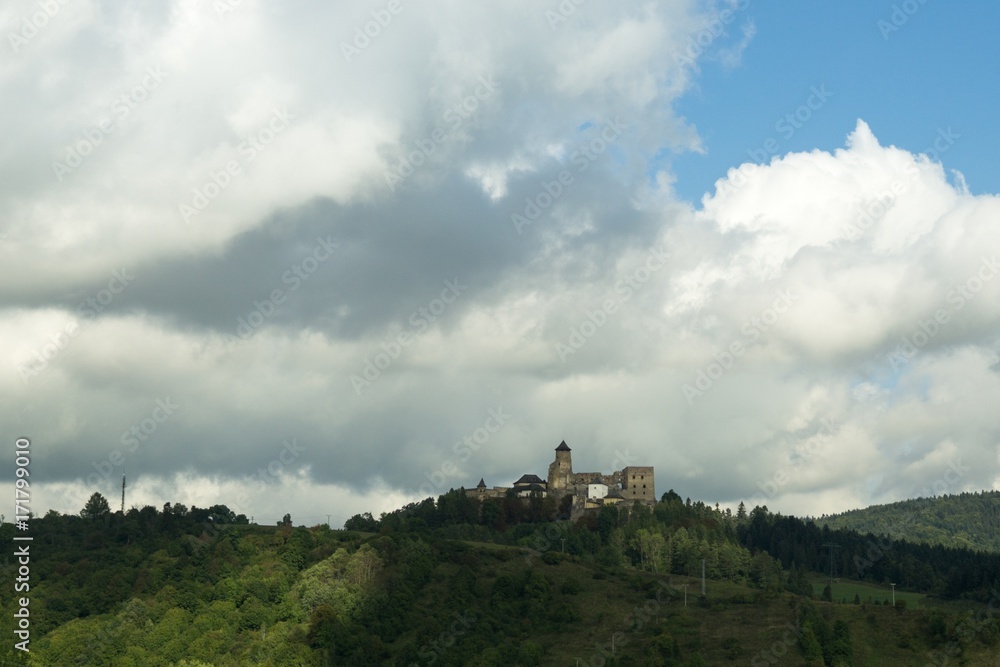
682,584 -> 688,607
326,514 -> 331,528
701,558 -> 706,595
822,542 -> 840,581
890,583 -> 896,607
121,468 -> 126,514
561,538 -> 566,554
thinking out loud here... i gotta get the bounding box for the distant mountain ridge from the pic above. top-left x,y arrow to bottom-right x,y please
817,490 -> 1000,553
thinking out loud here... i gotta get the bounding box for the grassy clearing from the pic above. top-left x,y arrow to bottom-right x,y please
810,577 -> 927,609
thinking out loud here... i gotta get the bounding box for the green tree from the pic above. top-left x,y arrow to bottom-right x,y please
749,552 -> 784,593
81,492 -> 111,519
345,512 -> 379,532
828,619 -> 853,665
634,528 -> 667,572
799,624 -> 825,666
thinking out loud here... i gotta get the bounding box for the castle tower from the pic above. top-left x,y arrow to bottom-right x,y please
621,466 -> 655,505
547,440 -> 574,498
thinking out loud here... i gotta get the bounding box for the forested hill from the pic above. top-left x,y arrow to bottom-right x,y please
817,491 -> 1000,553
9,489 -> 1000,664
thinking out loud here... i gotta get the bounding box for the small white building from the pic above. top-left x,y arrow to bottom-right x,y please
587,476 -> 608,500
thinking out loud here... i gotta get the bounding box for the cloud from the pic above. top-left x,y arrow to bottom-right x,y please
2,1 -> 998,525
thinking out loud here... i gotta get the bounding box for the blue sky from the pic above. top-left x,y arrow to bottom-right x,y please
671,0 -> 1000,203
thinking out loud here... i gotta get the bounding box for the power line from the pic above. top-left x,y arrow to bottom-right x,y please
822,542 -> 841,581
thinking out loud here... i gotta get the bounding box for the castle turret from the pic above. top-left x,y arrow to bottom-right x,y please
547,440 -> 574,499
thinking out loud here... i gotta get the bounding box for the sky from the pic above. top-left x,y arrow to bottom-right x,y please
2,0 -> 999,527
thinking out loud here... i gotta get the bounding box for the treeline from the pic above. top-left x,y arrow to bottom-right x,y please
352,489 -> 1000,602
818,490 -> 1000,553
0,492 -> 719,665
11,488 -> 1000,665
738,506 -> 1000,601
353,490 -> 795,593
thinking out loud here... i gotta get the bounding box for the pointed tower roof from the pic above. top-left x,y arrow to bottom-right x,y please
555,440 -> 571,452
477,478 -> 486,489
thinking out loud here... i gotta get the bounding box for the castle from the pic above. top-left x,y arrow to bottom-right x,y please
465,440 -> 654,518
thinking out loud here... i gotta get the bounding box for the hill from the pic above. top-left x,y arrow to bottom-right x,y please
817,491 -> 1000,553
6,490 -> 1000,665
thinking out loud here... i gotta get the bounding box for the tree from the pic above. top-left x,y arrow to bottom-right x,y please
736,501 -> 747,523
81,492 -> 111,519
799,624 -> 825,666
345,512 -> 378,532
633,529 -> 666,573
822,583 -> 833,602
828,619 -> 854,664
749,552 -> 784,593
